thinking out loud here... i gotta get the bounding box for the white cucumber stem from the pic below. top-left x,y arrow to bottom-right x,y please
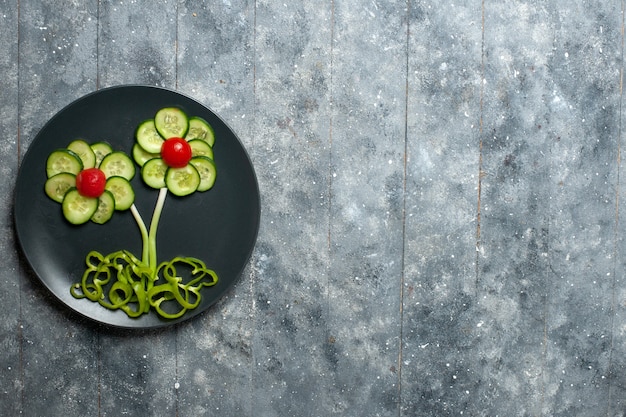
147,187 -> 169,271
130,204 -> 149,264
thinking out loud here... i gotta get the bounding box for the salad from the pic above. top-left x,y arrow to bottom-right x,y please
44,107 -> 219,319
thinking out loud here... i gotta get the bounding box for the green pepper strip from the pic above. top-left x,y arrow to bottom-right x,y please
71,250 -> 218,319
71,251 -> 111,301
147,257 -> 218,319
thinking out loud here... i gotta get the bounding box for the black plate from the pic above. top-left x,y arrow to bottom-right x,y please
14,85 -> 260,329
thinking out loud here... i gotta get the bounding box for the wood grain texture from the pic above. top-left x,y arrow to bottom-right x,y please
96,2 -> 179,416
176,1 -> 256,415
16,2 -> 100,416
0,0 -> 21,415
251,1 -> 334,415
4,0 -> 626,415
402,1 -> 482,414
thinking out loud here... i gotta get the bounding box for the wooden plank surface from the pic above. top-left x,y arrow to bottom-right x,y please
96,2 -> 179,416
4,0 -> 626,415
327,1 -> 406,415
251,1 -> 334,414
17,2 -> 100,416
402,1 -> 482,414
0,0 -> 21,415
542,2 -> 621,414
175,1 -> 256,415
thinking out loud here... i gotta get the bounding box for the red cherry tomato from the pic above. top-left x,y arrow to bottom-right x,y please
76,168 -> 107,198
161,137 -> 192,168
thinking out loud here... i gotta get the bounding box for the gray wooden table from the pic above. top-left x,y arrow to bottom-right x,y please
2,1 -> 625,416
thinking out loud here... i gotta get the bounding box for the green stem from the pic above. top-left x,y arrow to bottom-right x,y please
130,204 -> 149,265
148,187 -> 169,273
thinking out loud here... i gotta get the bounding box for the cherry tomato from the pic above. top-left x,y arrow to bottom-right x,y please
161,137 -> 192,168
76,168 -> 106,198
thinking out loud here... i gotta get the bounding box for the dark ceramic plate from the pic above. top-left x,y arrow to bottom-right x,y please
14,85 -> 260,329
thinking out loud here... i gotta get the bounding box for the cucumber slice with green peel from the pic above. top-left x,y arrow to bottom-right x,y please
189,156 -> 217,192
44,172 -> 76,202
91,142 -> 113,167
67,139 -> 97,169
99,151 -> 136,181
185,116 -> 214,146
46,149 -> 83,178
155,107 -> 189,139
165,165 -> 200,196
188,139 -> 214,160
141,158 -> 168,189
105,176 -> 135,210
136,119 -> 165,153
62,188 -> 98,225
91,190 -> 116,224
132,143 -> 159,167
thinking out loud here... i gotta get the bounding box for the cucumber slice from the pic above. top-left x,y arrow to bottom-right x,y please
185,116 -> 215,147
189,156 -> 217,192
132,143 -> 159,167
44,172 -> 76,203
165,165 -> 200,196
62,188 -> 98,225
46,149 -> 83,178
155,107 -> 189,139
91,142 -> 113,167
105,176 -> 135,211
67,139 -> 97,169
91,190 -> 116,224
188,139 -> 214,160
136,119 -> 164,154
100,151 -> 136,181
141,158 -> 168,189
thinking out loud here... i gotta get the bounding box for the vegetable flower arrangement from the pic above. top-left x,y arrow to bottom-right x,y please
45,107 -> 219,319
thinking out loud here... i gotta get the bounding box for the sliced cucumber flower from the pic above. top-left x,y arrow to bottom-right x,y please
132,108 -> 216,196
44,140 -> 135,225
